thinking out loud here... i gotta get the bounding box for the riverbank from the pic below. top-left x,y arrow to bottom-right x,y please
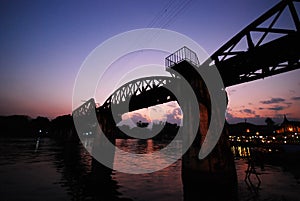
264,148 -> 300,181
235,157 -> 300,201
231,144 -> 300,200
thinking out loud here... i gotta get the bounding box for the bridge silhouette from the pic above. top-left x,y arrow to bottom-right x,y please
72,0 -> 299,200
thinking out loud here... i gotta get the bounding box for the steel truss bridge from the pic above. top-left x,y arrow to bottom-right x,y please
71,1 -> 300,198
73,0 -> 299,118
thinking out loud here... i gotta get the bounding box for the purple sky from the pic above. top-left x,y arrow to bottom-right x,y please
1,0 -> 299,125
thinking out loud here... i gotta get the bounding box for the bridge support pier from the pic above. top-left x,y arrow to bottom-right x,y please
168,60 -> 238,201
181,109 -> 238,201
182,98 -> 238,201
89,108 -> 118,177
181,99 -> 238,201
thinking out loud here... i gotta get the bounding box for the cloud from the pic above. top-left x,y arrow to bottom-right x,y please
291,96 -> 300,101
260,98 -> 285,104
226,110 -> 265,125
149,106 -> 167,121
268,106 -> 285,111
118,112 -> 152,128
127,112 -> 150,123
165,101 -> 179,108
225,111 -> 234,120
165,107 -> 182,125
240,109 -> 256,115
150,108 -> 158,112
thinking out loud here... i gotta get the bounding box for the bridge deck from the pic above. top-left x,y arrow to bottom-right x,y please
217,33 -> 300,87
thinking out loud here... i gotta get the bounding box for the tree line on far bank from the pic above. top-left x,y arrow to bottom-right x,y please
0,114 -> 279,141
0,114 -> 76,140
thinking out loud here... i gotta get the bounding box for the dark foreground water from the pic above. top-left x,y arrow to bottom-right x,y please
0,137 -> 299,201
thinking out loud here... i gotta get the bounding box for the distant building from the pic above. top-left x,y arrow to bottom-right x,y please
227,120 -> 277,145
276,115 -> 300,134
273,115 -> 300,144
228,121 -> 275,137
227,116 -> 300,145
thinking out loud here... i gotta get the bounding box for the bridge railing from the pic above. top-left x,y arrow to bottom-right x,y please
165,46 -> 200,68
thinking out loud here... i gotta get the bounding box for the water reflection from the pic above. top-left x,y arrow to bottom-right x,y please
52,138 -> 186,200
113,139 -> 183,201
0,138 -> 71,201
2,138 -> 298,201
232,145 -> 300,201
0,136 -> 238,201
0,137 -> 189,200
34,137 -> 40,152
231,146 -> 251,159
52,139 -> 125,201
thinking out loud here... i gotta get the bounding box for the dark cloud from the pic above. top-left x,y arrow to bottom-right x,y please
258,107 -> 264,110
291,96 -> 300,101
240,109 -> 256,115
268,106 -> 285,111
260,98 -> 285,104
225,111 -> 234,120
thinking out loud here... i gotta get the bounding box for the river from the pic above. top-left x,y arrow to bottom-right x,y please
0,137 -> 299,201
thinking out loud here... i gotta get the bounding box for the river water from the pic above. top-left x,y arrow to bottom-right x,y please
0,137 -> 299,201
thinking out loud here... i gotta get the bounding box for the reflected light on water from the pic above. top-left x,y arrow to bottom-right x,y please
113,140 -> 183,201
1,137 -> 300,201
231,146 -> 251,158
113,139 -> 182,173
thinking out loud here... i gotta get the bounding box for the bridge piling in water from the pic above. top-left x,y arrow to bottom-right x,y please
167,51 -> 238,200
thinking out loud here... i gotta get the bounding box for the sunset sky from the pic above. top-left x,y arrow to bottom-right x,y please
1,0 -> 299,125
